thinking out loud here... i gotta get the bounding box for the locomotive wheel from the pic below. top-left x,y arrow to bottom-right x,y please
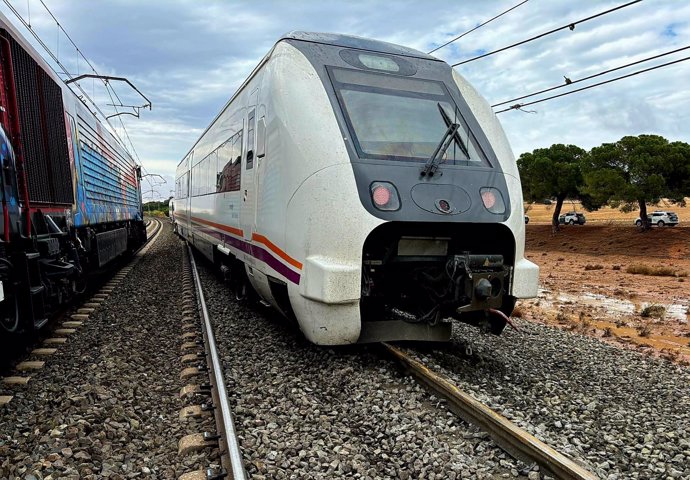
0,293 -> 20,334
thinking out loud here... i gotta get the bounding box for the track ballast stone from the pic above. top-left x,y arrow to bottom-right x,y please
195,258 -> 536,479
408,320 -> 690,480
0,224 -> 216,479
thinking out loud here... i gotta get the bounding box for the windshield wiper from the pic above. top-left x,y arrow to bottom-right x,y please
437,103 -> 470,158
421,122 -> 460,177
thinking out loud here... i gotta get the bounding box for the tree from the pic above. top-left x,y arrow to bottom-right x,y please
517,144 -> 586,230
582,134 -> 690,230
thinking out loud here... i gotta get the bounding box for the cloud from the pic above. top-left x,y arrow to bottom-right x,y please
1,0 -> 689,201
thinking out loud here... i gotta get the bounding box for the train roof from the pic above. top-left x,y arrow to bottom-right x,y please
177,31 -> 442,167
281,31 -> 439,61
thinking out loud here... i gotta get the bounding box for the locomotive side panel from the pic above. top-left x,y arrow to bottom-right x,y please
0,29 -> 73,207
71,109 -> 143,227
0,11 -> 146,337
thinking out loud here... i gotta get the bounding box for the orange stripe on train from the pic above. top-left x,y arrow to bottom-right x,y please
251,233 -> 303,270
190,216 -> 244,237
189,216 -> 302,271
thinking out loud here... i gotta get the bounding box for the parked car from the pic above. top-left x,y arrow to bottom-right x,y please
635,211 -> 679,227
524,215 -> 530,224
558,212 -> 586,225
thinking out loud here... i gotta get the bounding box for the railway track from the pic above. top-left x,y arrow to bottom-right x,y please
183,245 -> 598,480
0,218 -> 163,405
383,344 -> 597,480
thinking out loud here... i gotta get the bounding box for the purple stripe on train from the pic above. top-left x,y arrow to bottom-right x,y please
193,223 -> 301,285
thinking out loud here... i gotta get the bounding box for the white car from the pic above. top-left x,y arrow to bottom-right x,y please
635,211 -> 679,227
558,212 -> 586,225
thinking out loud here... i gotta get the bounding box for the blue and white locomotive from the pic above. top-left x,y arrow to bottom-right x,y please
175,32 -> 538,345
0,12 -> 146,336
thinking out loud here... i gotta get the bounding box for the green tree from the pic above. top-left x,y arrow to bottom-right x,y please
582,134 -> 690,230
517,144 -> 586,230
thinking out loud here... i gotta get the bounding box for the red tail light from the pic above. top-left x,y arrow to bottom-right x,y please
372,186 -> 391,206
480,187 -> 505,214
370,182 -> 400,211
481,190 -> 496,209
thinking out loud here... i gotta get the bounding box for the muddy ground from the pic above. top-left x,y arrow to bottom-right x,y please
521,224 -> 690,364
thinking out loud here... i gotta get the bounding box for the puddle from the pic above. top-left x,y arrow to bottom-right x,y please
530,288 -> 690,358
535,288 -> 688,323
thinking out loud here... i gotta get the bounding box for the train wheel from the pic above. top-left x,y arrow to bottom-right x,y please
0,294 -> 20,334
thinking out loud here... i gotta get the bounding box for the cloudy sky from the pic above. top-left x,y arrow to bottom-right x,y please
1,0 -> 688,200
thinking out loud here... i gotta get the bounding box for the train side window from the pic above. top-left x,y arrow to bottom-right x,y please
216,130 -> 242,193
207,151 -> 218,195
230,131 -> 242,190
191,164 -> 200,196
246,110 -> 255,169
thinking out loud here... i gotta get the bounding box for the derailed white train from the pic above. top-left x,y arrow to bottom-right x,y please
175,32 -> 539,345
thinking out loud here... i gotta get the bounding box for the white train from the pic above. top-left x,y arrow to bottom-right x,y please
175,32 -> 539,345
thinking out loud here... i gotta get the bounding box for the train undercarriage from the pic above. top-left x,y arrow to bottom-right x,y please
360,222 -> 517,337
0,213 -> 146,336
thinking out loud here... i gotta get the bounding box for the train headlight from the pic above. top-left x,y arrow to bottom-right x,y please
480,187 -> 505,214
370,182 -> 400,211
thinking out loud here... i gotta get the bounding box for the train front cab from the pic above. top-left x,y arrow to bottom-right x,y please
274,34 -> 539,344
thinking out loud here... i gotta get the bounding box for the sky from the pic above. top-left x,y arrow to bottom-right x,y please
1,0 -> 689,201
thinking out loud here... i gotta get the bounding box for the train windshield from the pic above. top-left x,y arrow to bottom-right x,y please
329,67 -> 491,167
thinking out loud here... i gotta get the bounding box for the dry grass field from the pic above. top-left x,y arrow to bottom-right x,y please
524,198 -> 690,225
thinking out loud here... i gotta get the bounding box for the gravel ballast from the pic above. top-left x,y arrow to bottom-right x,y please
406,320 -> 690,480
0,223 -> 216,479
195,257 -> 537,480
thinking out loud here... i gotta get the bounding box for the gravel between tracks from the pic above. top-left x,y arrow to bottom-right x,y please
0,224 -> 215,479
196,258 -> 539,480
407,320 -> 690,480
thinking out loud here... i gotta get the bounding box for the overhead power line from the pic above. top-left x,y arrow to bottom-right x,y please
427,0 -> 529,55
492,44 -> 690,108
36,0 -> 144,164
2,0 -> 144,165
494,54 -> 690,113
451,0 -> 643,67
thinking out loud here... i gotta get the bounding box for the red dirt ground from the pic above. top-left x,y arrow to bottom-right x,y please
521,225 -> 690,364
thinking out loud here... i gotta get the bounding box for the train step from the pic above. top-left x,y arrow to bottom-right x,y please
33,317 -> 49,329
29,285 -> 45,296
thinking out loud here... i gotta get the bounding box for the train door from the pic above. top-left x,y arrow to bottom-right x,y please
240,88 -> 258,241
178,153 -> 192,238
254,104 -> 267,230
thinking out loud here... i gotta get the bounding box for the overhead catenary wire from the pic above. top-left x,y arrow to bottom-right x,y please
494,54 -> 690,113
37,0 -> 143,162
451,0 -> 643,67
2,0 -> 143,164
427,0 -> 529,55
492,44 -> 690,108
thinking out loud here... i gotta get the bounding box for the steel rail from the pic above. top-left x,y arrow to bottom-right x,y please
188,246 -> 247,480
383,343 -> 597,480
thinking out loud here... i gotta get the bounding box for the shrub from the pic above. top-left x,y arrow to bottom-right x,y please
638,325 -> 652,337
626,264 -> 686,277
640,305 -> 666,318
584,264 -> 604,271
